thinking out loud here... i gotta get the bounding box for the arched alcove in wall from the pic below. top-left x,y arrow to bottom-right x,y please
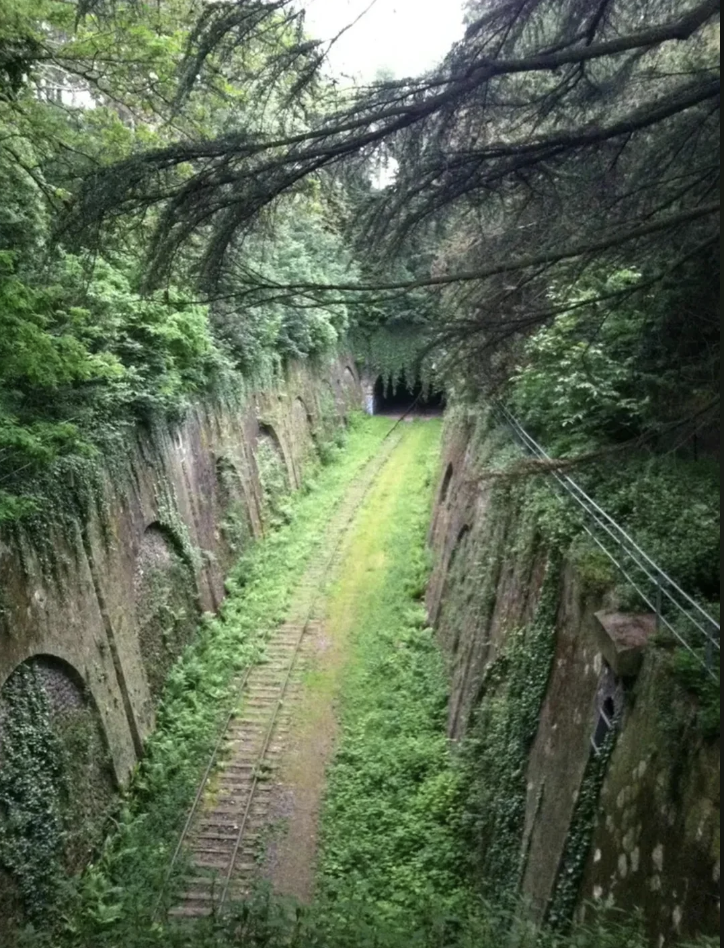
292,397 -> 319,478
215,455 -> 254,554
134,523 -> 199,704
343,365 -> 357,386
442,526 -> 473,654
443,524 -> 470,655
449,525 -> 471,572
440,463 -> 454,505
0,655 -> 116,930
293,396 -> 314,427
255,422 -> 291,522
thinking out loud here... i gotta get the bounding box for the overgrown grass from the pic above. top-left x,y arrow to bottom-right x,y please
45,889 -> 711,948
313,421 -> 471,931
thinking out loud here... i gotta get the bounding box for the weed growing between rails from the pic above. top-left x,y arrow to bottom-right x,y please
15,414 -> 391,948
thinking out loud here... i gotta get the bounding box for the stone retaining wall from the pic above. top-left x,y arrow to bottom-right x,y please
426,407 -> 720,945
0,357 -> 362,785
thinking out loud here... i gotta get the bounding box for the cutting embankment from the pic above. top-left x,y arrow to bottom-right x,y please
16,417 -> 713,948
19,416 -> 398,946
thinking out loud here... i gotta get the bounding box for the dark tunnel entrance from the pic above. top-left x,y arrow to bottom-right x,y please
373,373 -> 446,416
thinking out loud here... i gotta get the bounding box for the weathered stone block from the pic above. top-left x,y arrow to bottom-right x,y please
593,611 -> 657,678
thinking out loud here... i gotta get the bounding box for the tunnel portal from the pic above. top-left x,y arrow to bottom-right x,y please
373,373 -> 445,416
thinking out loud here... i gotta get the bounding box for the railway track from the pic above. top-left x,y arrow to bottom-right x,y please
159,432 -> 403,920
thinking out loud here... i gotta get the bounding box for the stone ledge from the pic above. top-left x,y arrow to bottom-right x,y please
593,611 -> 657,678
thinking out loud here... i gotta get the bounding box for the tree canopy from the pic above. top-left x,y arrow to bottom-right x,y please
62,0 -> 719,420
0,0 -> 720,520
0,0 -> 358,521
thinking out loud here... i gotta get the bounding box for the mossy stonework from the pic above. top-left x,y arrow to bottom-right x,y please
0,657 -> 115,938
427,407 -> 720,945
134,525 -> 200,705
576,650 -> 720,945
0,357 -> 361,780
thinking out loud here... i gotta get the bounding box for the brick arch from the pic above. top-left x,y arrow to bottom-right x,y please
432,524 -> 473,633
0,635 -> 134,785
258,419 -> 285,454
0,654 -> 117,881
448,524 -> 472,574
257,420 -> 294,483
0,645 -> 87,699
291,396 -> 319,482
0,654 -> 105,745
215,454 -> 258,552
141,517 -> 191,564
293,395 -> 314,427
255,419 -> 294,515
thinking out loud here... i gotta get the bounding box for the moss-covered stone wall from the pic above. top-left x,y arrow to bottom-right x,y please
0,355 -> 362,787
427,406 -> 720,945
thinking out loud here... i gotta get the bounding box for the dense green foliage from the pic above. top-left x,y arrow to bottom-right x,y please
315,423 -> 471,930
509,263 -> 719,456
459,558 -> 560,903
0,666 -> 65,920
0,662 -> 115,934
0,0 -> 360,523
0,1 -> 719,945
7,419 -> 711,948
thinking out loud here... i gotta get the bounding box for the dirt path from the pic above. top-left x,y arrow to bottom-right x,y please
266,422 -> 438,902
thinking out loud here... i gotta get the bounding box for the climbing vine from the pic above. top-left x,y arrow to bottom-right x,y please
458,554 -> 561,903
217,457 -> 254,554
53,708 -> 116,875
547,722 -> 619,930
155,480 -> 202,572
0,665 -> 65,922
349,325 -> 439,393
255,436 -> 291,525
136,550 -> 199,703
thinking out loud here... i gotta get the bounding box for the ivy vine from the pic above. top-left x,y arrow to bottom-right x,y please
0,665 -> 66,922
458,553 -> 561,903
350,325 -> 438,391
547,722 -> 619,930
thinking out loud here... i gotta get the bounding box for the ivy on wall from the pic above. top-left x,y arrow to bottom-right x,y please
349,325 -> 438,392
256,435 -> 291,526
136,549 -> 199,704
217,457 -> 254,555
547,723 -> 619,931
156,479 -> 202,573
457,554 -> 561,903
0,665 -> 65,922
55,707 -> 116,875
0,661 -> 117,933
